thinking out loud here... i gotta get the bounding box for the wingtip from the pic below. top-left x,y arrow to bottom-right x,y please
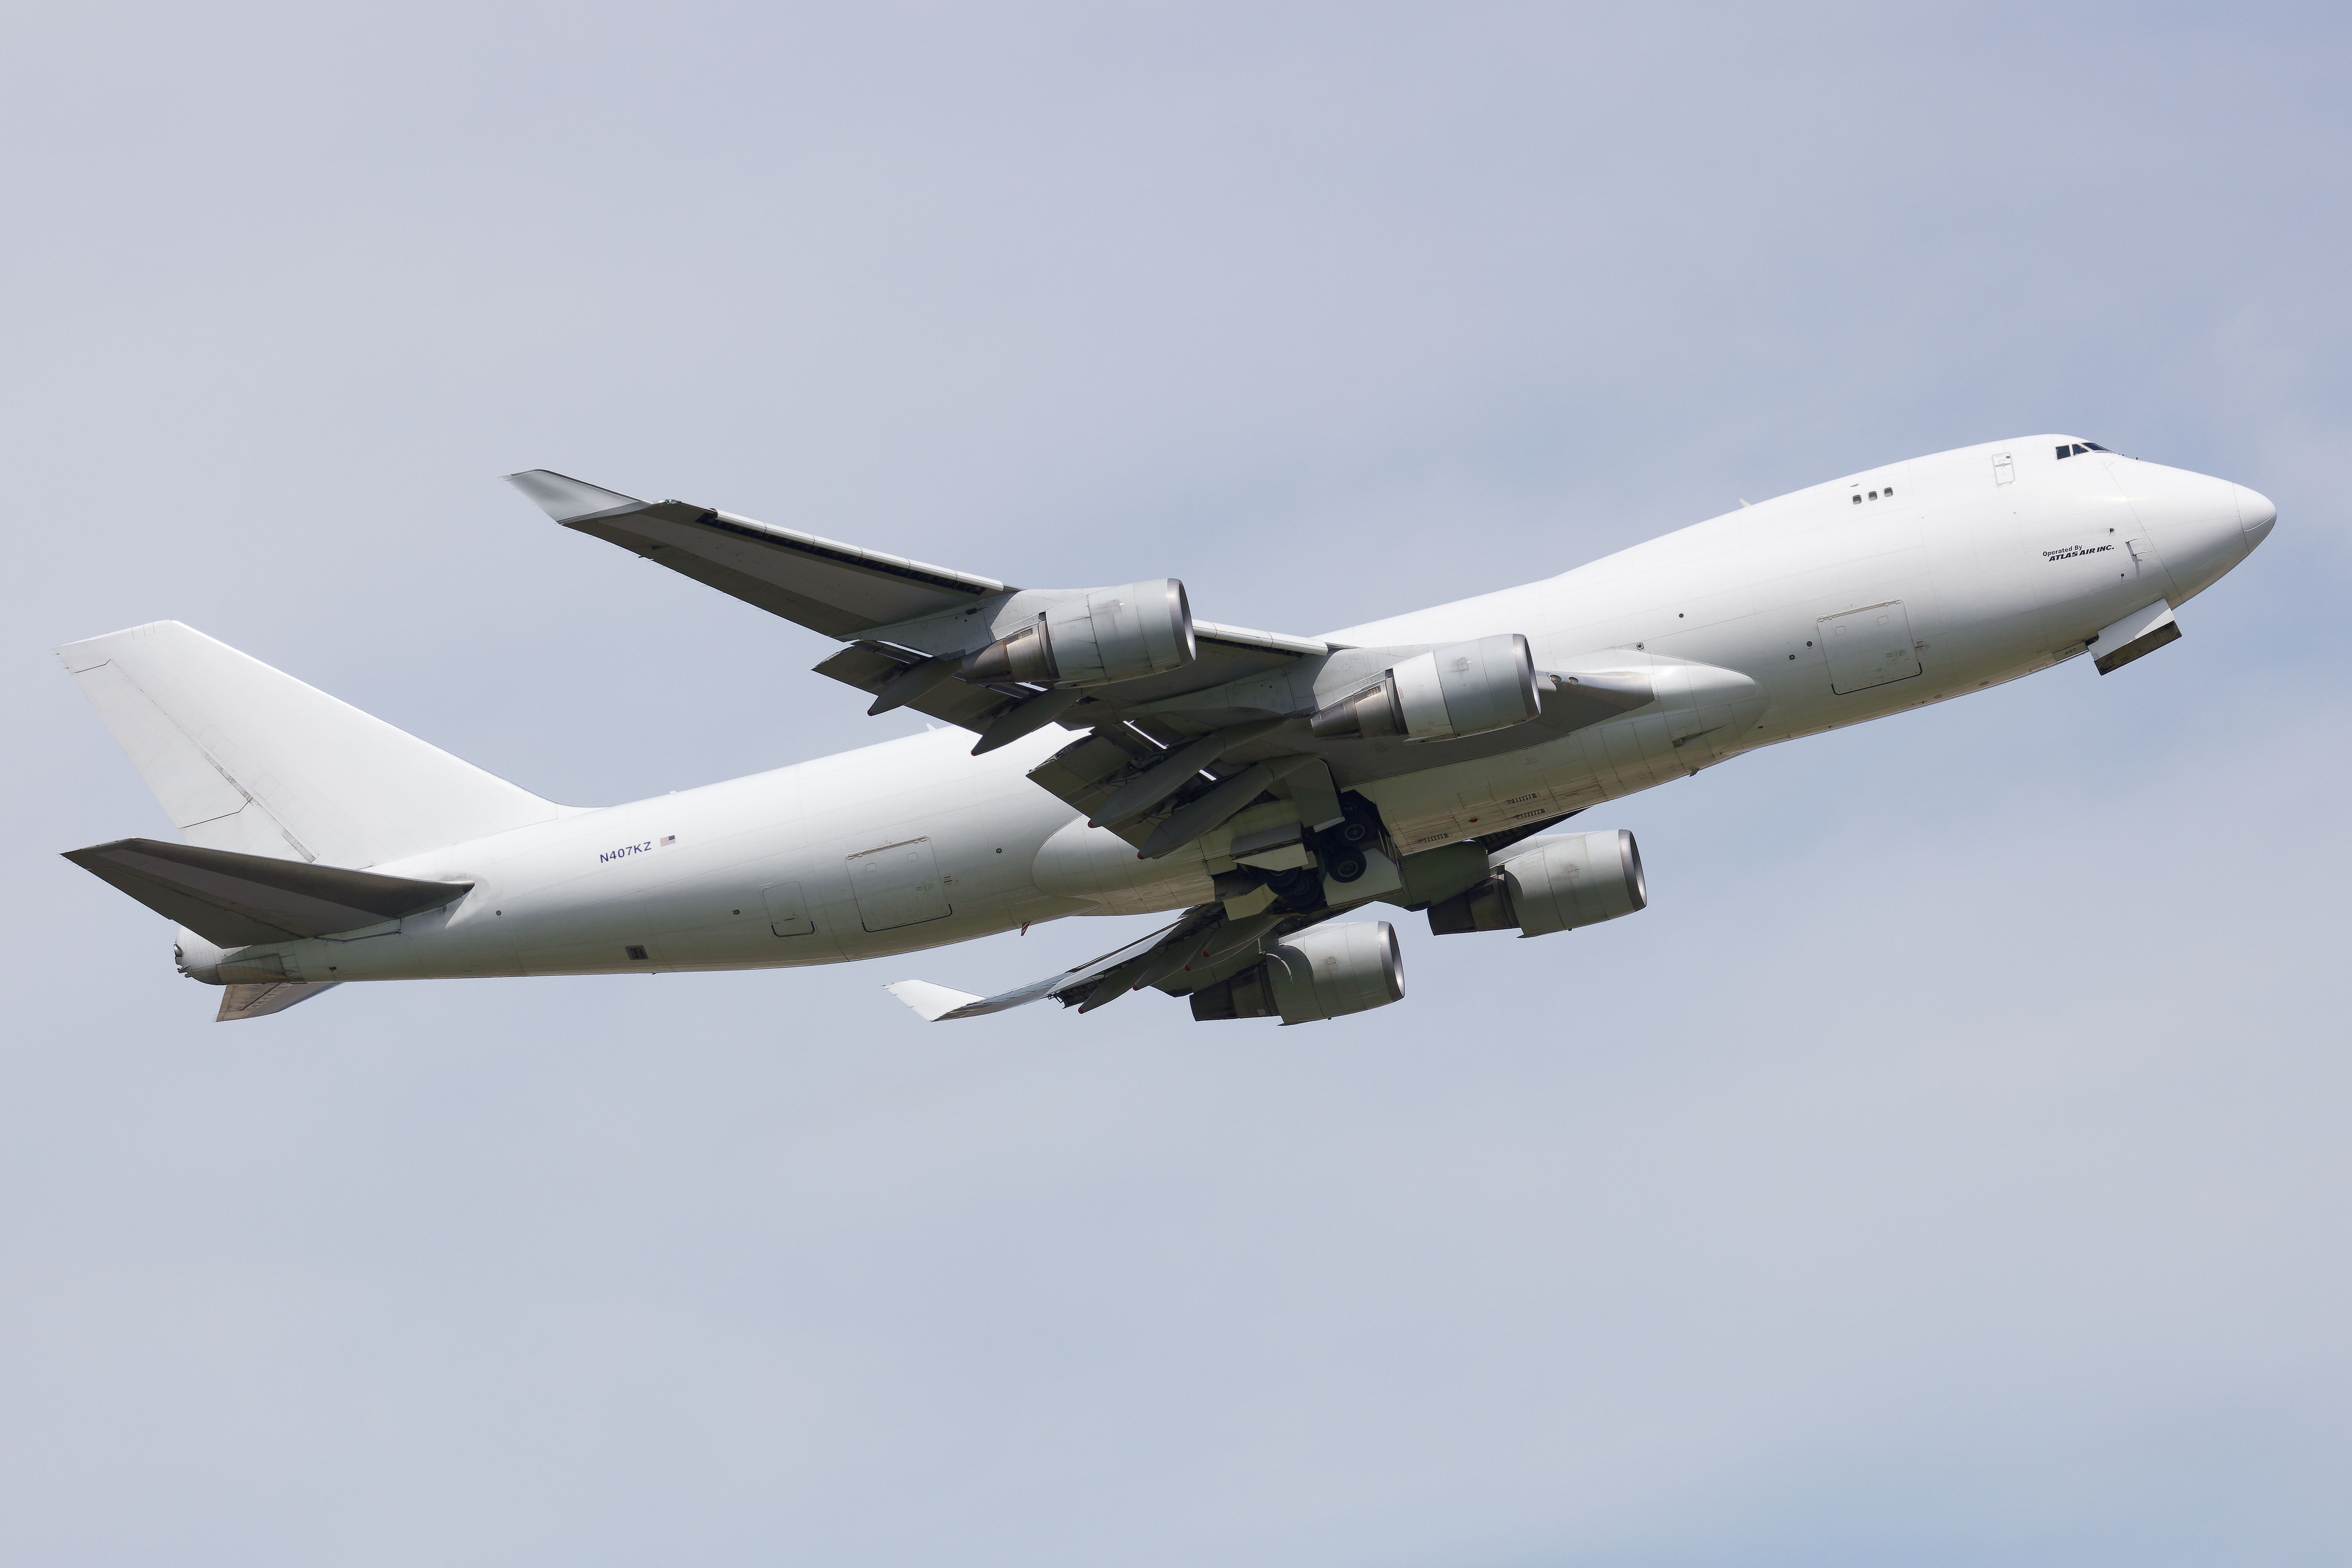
883,979 -> 985,1022
503,469 -> 646,523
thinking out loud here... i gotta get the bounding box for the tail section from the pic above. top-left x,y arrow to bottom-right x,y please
59,621 -> 564,868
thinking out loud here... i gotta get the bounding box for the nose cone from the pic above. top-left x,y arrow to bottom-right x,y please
2235,485 -> 2277,550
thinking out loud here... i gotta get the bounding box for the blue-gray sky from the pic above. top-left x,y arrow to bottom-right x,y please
5,4 -> 2348,1563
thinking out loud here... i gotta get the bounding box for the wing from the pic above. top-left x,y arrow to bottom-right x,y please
507,469 -> 1327,739
885,899 -> 1336,1022
508,470 -> 1652,865
506,469 -> 1010,638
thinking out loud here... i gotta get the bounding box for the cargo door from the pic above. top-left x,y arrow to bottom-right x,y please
1819,600 -> 1922,695
847,838 -> 952,932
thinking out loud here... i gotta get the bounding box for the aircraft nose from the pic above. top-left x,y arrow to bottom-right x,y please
2234,484 -> 2277,550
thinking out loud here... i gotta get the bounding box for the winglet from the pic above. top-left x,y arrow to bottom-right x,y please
504,469 -> 646,523
884,979 -> 986,1022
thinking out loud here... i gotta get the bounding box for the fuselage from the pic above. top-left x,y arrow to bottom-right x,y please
176,435 -> 2273,988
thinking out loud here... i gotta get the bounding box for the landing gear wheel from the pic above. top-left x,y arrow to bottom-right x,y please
1318,793 -> 1385,882
1261,865 -> 1327,912
1321,846 -> 1368,883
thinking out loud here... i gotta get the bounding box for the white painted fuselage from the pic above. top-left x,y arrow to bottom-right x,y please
179,436 -> 2273,988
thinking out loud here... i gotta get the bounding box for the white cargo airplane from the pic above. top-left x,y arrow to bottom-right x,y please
60,436 -> 2273,1025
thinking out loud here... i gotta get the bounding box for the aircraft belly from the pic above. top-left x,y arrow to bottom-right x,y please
1031,816 -> 1217,915
264,726 -> 1089,980
1374,728 -> 1641,853
268,846 -> 1083,979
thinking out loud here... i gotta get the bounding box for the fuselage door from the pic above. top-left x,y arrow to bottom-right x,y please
847,837 -> 953,932
762,880 -> 815,937
1819,600 -> 1923,695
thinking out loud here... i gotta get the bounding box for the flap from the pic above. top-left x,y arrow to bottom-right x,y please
810,644 -> 1032,732
63,837 -> 473,947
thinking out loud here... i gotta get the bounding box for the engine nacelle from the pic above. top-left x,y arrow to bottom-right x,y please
1310,633 -> 1540,742
1188,920 -> 1406,1024
1426,830 -> 1647,938
961,580 -> 1196,686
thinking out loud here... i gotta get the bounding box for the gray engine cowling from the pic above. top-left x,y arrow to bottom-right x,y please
1426,830 -> 1647,937
1310,633 -> 1540,742
962,580 -> 1196,686
1188,920 -> 1406,1024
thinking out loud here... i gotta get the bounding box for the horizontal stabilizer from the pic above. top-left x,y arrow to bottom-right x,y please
63,838 -> 473,947
218,980 -> 341,1022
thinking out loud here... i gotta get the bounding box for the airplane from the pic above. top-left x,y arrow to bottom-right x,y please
58,436 -> 2274,1025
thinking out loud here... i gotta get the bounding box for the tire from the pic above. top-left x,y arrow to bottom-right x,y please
1322,846 -> 1367,883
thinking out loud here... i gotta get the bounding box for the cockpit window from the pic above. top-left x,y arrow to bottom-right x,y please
2055,441 -> 2112,460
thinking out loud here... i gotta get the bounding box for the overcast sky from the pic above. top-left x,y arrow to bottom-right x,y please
5,4 -> 2348,1564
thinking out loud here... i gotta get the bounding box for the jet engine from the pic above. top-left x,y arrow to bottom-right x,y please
961,580 -> 1197,686
1310,633 -> 1541,742
1188,920 -> 1405,1024
1427,830 -> 1646,937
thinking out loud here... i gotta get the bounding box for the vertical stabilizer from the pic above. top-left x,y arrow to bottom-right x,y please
59,621 -> 565,867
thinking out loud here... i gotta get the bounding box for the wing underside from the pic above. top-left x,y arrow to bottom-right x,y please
885,897 -> 1338,1022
